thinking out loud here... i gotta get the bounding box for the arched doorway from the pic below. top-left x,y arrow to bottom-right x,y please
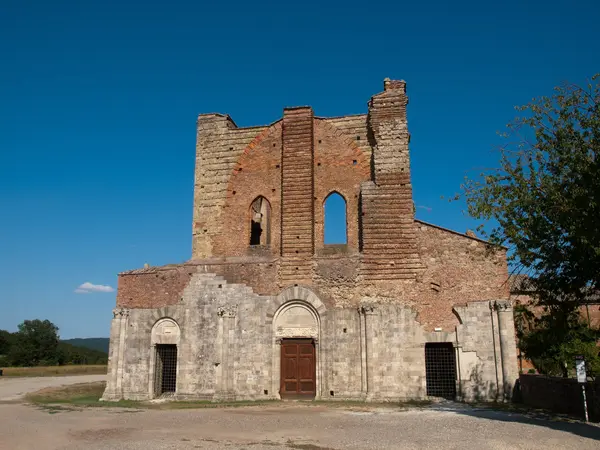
149,318 -> 180,398
272,300 -> 320,399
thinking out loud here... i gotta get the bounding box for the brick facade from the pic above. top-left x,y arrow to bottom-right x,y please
104,79 -> 518,403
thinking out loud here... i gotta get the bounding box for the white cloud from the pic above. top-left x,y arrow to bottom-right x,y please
74,282 -> 115,294
74,288 -> 92,294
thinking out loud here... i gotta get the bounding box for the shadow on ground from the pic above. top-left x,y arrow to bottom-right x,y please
430,401 -> 600,442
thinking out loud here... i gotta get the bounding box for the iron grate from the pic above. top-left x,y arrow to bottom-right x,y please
425,343 -> 457,399
155,344 -> 177,395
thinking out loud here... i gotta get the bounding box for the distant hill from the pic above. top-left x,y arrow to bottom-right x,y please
61,338 -> 109,353
57,341 -> 108,365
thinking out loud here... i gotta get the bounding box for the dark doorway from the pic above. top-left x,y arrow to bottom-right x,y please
425,342 -> 457,399
280,339 -> 316,399
154,344 -> 177,396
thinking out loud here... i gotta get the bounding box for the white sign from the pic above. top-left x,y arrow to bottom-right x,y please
575,356 -> 587,383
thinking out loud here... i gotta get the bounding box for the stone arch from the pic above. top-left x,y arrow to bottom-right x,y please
273,301 -> 320,340
148,317 -> 181,398
141,307 -> 183,334
268,286 -> 326,399
151,317 -> 181,345
270,285 -> 327,317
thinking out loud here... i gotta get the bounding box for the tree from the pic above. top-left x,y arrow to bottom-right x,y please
8,320 -> 60,366
518,305 -> 600,378
0,330 -> 14,356
461,74 -> 600,304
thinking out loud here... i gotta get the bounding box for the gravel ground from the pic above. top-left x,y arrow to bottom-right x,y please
0,374 -> 107,401
0,376 -> 599,450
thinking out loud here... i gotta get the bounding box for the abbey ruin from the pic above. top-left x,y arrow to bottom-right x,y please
102,79 -> 518,402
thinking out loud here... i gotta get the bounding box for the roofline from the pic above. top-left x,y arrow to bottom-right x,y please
415,219 -> 508,248
315,113 -> 368,120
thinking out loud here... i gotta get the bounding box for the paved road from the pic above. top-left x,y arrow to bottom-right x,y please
0,374 -> 106,401
0,376 -> 599,449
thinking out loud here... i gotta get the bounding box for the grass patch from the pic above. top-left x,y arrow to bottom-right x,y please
25,381 -> 434,412
26,381 -> 137,408
1,365 -> 107,377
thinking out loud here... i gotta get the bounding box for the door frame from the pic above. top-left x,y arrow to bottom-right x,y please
279,338 -> 316,399
269,293 -> 325,401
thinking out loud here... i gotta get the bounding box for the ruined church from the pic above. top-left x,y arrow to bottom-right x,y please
102,79 -> 518,402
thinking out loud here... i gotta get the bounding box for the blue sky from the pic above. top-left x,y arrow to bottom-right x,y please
1,0 -> 598,339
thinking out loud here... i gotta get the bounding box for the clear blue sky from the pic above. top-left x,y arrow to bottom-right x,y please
1,0 -> 598,339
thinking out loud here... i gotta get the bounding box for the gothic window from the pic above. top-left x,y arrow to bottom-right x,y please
324,192 -> 347,244
249,196 -> 271,246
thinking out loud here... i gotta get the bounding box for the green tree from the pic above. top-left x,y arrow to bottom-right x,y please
518,305 -> 600,378
461,74 -> 600,304
8,320 -> 60,366
0,330 -> 14,355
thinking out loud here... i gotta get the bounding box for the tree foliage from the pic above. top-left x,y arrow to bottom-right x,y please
0,319 -> 108,367
0,329 -> 14,356
462,74 -> 600,303
8,319 -> 60,366
515,305 -> 600,378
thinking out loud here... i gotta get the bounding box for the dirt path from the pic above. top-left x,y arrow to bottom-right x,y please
1,377 -> 599,449
0,401 -> 599,449
0,374 -> 107,401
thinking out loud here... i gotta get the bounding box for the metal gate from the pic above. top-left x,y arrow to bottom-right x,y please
154,344 -> 177,396
425,343 -> 456,399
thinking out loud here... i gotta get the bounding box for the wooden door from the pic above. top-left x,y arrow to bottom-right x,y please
280,339 -> 316,399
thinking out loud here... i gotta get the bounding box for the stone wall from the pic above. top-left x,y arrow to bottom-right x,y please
105,78 -> 518,404
118,222 -> 508,334
104,279 -> 517,403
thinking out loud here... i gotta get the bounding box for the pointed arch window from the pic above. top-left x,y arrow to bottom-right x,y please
249,196 -> 271,246
324,192 -> 347,244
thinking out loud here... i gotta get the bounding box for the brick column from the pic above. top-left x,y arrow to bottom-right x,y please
279,107 -> 314,285
361,79 -> 422,281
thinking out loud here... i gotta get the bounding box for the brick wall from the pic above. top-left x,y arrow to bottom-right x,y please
212,122 -> 283,257
193,114 -> 266,258
118,220 -> 508,332
120,79 -> 510,334
314,118 -> 370,254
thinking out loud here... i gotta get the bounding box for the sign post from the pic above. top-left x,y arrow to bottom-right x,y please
575,355 -> 589,422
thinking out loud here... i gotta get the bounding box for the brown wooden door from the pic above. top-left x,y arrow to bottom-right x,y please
280,339 -> 316,399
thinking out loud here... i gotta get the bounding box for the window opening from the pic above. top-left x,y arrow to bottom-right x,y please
324,192 -> 347,244
249,196 -> 271,246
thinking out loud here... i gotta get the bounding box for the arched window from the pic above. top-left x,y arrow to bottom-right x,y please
324,192 -> 347,244
249,196 -> 271,246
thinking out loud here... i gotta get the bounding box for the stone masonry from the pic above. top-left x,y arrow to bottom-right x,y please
102,79 -> 518,403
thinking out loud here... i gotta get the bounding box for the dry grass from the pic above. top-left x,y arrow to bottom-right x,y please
25,381 -> 434,413
27,381 -> 108,404
2,365 -> 107,377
